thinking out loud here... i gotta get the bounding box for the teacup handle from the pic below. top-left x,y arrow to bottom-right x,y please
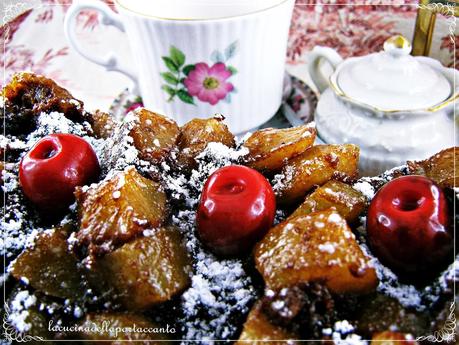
308,46 -> 343,94
64,1 -> 138,92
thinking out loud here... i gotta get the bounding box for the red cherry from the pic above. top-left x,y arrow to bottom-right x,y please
125,102 -> 143,114
19,133 -> 100,213
367,175 -> 452,274
197,165 -> 276,256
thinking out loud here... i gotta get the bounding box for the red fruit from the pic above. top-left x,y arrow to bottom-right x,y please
197,165 -> 276,256
125,102 -> 143,114
19,133 -> 100,213
367,175 -> 452,274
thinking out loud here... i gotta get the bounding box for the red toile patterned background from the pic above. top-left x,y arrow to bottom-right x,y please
1,0 -> 457,111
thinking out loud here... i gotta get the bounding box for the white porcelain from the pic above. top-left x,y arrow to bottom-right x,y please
308,35 -> 458,176
115,0 -> 288,20
335,41 -> 451,111
64,0 -> 294,134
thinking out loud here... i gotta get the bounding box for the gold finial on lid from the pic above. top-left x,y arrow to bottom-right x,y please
383,35 -> 412,56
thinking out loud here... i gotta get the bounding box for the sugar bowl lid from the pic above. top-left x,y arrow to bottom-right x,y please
333,35 -> 452,111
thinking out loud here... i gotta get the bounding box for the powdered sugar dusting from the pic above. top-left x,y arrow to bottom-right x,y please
1,111 -> 105,273
1,163 -> 43,262
3,95 -> 457,342
353,172 -> 458,312
26,112 -> 90,144
166,141 -> 257,341
323,320 -> 367,345
272,165 -> 295,194
7,290 -> 37,333
318,242 -> 336,254
96,111 -> 158,179
352,179 -> 375,200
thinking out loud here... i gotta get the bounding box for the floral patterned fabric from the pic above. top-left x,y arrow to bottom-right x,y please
1,0 -> 457,111
287,0 -> 457,69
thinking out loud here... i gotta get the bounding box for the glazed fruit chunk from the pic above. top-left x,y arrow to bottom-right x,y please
3,72 -> 84,123
407,147 -> 458,188
176,115 -> 235,171
129,108 -> 180,164
254,209 -> 378,294
261,283 -> 335,339
78,312 -> 172,342
90,227 -> 191,310
87,109 -> 116,139
242,125 -> 316,173
289,180 -> 366,223
75,167 -> 167,259
274,144 -> 360,205
236,301 -> 298,344
10,227 -> 86,300
356,294 -> 429,337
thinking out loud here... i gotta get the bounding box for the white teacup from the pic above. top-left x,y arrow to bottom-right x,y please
64,0 -> 295,133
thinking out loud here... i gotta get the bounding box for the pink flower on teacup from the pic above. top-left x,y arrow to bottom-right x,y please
184,62 -> 234,105
160,43 -> 238,105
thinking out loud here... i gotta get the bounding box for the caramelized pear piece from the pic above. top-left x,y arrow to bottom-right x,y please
10,227 -> 86,300
254,209 -> 377,294
129,108 -> 180,164
261,283 -> 335,339
236,301 -> 298,344
274,144 -> 360,205
91,227 -> 191,310
176,115 -> 235,171
243,125 -> 316,173
88,110 -> 116,139
75,167 -> 167,258
78,312 -> 172,342
356,294 -> 429,337
407,147 -> 458,188
371,331 -> 418,345
289,180 -> 366,223
2,72 -> 84,123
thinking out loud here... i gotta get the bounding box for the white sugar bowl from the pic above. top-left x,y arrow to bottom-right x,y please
308,35 -> 458,176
